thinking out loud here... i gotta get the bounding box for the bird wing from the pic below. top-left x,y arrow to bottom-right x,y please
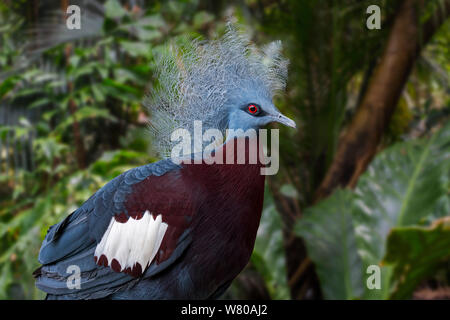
34,158 -> 194,299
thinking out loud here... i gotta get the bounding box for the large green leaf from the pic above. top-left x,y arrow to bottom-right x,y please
296,122 -> 450,299
383,217 -> 450,299
353,122 -> 450,298
251,186 -> 289,299
296,190 -> 364,299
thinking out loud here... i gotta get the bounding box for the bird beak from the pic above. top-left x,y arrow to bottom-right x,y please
273,112 -> 296,128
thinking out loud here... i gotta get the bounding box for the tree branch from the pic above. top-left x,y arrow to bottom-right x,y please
314,0 -> 450,202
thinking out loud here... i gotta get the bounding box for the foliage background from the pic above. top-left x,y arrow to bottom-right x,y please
0,0 -> 448,300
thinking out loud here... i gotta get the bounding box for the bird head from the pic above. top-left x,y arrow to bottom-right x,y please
224,81 -> 296,131
147,23 -> 295,158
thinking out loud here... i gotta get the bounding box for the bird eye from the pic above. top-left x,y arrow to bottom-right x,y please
247,104 -> 259,115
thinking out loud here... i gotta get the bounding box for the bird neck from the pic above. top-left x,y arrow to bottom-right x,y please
215,133 -> 266,166
185,135 -> 266,259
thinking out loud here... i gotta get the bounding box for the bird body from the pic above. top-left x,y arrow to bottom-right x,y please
34,25 -> 295,299
36,136 -> 265,299
111,136 -> 266,299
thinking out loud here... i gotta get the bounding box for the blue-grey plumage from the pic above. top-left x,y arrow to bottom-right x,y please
34,24 -> 296,299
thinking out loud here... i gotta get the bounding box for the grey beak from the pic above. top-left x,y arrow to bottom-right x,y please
273,112 -> 296,128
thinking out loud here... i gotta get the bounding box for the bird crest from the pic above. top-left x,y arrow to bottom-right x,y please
146,23 -> 289,158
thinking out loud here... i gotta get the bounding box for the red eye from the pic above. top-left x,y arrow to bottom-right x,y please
248,104 -> 259,114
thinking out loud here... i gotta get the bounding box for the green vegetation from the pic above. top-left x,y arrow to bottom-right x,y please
0,0 -> 449,300
296,122 -> 450,299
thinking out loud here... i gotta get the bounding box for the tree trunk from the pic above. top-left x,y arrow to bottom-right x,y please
314,0 -> 450,202
269,178 -> 322,300
65,45 -> 86,169
280,0 -> 450,300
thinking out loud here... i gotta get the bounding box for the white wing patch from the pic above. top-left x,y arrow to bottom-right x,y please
94,210 -> 168,277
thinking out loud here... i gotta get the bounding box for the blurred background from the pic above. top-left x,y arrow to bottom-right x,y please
0,0 -> 449,300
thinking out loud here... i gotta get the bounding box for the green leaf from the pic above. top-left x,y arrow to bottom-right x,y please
104,0 -> 127,19
383,217 -> 450,299
119,24 -> 162,42
136,15 -> 166,29
0,76 -> 18,99
193,11 -> 215,29
296,122 -> 450,299
353,122 -> 450,298
34,72 -> 58,83
102,78 -> 141,100
28,97 -> 51,109
95,65 -> 109,79
11,88 -> 41,99
90,150 -> 154,179
135,28 -> 161,42
74,106 -> 113,120
54,106 -> 115,134
69,62 -> 96,79
0,262 -> 13,299
119,41 -> 151,58
91,84 -> 105,102
296,190 -> 364,299
251,187 -> 289,299
113,68 -> 144,85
